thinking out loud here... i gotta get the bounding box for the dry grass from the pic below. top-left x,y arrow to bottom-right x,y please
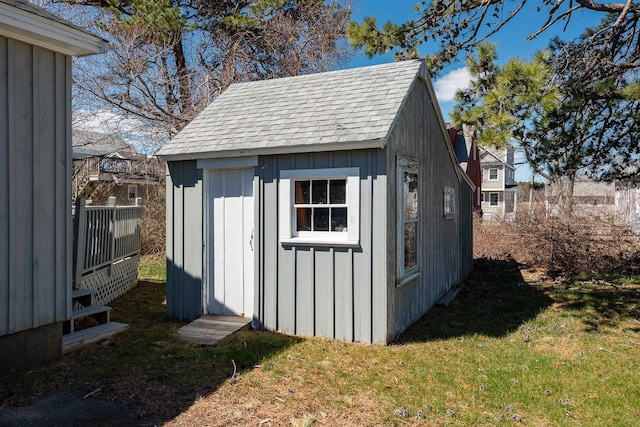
2,256 -> 640,426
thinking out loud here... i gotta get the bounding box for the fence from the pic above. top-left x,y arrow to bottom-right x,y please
73,196 -> 142,305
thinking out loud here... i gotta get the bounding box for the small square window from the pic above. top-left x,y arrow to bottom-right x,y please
280,168 -> 360,246
489,168 -> 498,180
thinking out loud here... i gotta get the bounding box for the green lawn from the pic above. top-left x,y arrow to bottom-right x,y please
1,256 -> 639,426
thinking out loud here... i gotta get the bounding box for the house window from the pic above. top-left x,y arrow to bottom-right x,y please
398,157 -> 419,282
444,187 -> 455,218
279,168 -> 359,246
128,185 -> 138,201
489,168 -> 498,180
490,192 -> 499,206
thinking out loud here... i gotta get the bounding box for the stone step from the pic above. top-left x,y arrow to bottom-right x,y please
62,322 -> 128,354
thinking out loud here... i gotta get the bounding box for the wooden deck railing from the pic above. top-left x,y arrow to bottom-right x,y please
72,197 -> 142,304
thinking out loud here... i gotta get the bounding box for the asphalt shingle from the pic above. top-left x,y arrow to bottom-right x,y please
157,60 -> 425,158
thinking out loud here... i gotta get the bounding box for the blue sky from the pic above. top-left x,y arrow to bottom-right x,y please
346,1 -> 603,181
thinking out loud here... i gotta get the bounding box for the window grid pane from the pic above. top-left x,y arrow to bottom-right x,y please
312,180 -> 328,204
404,222 -> 417,270
329,179 -> 346,204
296,208 -> 311,231
331,207 -> 347,231
294,178 -> 348,233
313,207 -> 330,231
295,180 -> 310,204
404,171 -> 418,220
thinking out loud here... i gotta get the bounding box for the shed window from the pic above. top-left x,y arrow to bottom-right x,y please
489,168 -> 498,180
294,179 -> 347,232
490,192 -> 499,206
279,168 -> 359,246
444,187 -> 455,218
397,157 -> 419,283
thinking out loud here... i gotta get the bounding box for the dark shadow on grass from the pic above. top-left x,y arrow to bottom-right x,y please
0,279 -> 303,426
396,258 -> 554,344
547,278 -> 640,333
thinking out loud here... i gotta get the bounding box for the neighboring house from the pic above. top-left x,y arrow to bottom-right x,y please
448,127 -> 482,212
480,145 -> 517,219
157,60 -> 474,344
0,0 -> 105,371
546,180 -> 615,217
73,130 -> 164,205
615,180 -> 640,232
546,179 -> 640,230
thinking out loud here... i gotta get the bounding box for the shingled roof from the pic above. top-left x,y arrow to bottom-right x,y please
157,60 -> 427,160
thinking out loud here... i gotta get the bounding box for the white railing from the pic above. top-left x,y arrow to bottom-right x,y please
72,197 -> 142,304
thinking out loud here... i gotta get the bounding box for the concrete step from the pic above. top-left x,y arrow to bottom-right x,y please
62,322 -> 128,354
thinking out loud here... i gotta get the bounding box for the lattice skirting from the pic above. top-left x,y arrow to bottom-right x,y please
80,255 -> 140,305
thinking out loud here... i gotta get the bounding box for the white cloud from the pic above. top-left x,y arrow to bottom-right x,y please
73,109 -> 166,153
74,109 -> 145,134
433,68 -> 472,102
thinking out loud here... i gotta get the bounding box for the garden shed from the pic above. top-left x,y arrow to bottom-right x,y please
157,60 -> 474,344
0,0 -> 105,371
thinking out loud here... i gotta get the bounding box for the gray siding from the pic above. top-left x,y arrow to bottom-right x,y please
256,150 -> 388,343
386,77 -> 473,341
0,36 -> 72,336
459,182 -> 474,277
165,161 -> 203,320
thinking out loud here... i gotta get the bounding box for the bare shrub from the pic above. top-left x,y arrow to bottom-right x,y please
474,209 -> 640,275
140,183 -> 166,255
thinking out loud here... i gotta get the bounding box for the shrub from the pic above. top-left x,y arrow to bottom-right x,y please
474,208 -> 640,275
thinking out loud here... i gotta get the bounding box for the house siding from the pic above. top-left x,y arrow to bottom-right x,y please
256,150 -> 388,343
165,161 -> 204,320
0,36 -> 72,336
386,77 -> 472,342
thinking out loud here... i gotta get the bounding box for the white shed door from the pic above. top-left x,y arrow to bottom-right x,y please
208,168 -> 254,316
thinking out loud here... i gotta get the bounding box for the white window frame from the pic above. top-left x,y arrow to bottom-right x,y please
397,157 -> 420,285
490,192 -> 499,206
489,168 -> 499,181
279,167 -> 360,246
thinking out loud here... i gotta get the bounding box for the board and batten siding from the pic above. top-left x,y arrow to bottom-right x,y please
165,160 -> 204,320
256,150 -> 388,344
386,76 -> 473,341
0,36 -> 72,336
458,181 -> 474,278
